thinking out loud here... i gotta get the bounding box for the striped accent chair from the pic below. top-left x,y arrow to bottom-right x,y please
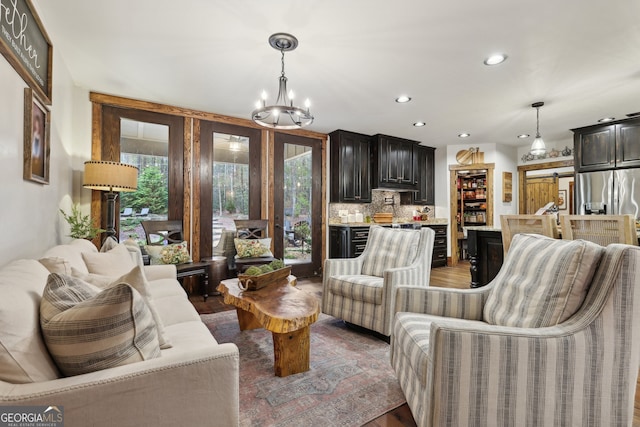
391,233 -> 640,427
322,226 -> 435,336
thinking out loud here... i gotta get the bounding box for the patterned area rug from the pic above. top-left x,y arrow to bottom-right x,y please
201,311 -> 406,427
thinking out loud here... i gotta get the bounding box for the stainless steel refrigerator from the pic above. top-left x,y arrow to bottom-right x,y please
575,169 -> 640,219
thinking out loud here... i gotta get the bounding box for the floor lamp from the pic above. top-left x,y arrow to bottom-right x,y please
83,160 -> 138,241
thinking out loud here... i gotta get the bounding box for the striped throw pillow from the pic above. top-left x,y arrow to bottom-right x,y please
40,274 -> 160,377
361,226 -> 420,277
483,234 -> 605,328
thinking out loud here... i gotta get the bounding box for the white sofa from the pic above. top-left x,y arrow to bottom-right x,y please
0,239 -> 239,427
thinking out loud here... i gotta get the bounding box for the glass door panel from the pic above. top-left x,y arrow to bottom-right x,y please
282,144 -> 312,264
119,118 -> 170,242
199,121 -> 261,259
274,133 -> 322,277
211,133 -> 250,246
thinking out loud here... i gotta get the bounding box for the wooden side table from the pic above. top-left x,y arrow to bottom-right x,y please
174,256 -> 228,301
176,261 -> 212,301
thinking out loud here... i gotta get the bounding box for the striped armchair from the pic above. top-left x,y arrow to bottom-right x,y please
322,225 -> 435,336
391,233 -> 640,427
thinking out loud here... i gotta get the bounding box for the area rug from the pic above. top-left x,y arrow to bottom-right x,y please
201,310 -> 406,427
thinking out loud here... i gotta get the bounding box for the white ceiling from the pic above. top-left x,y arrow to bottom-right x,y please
33,0 -> 640,150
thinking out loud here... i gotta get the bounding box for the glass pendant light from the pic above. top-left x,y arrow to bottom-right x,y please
530,102 -> 546,156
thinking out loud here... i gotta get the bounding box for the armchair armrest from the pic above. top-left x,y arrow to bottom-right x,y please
395,285 -> 492,321
323,256 -> 364,278
143,264 -> 177,281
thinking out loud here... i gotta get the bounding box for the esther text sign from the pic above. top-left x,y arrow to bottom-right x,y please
0,0 -> 52,104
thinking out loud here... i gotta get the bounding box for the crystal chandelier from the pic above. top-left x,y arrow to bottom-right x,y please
530,101 -> 546,156
251,33 -> 314,130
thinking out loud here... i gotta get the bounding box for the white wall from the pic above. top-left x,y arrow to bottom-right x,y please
0,42 -> 91,266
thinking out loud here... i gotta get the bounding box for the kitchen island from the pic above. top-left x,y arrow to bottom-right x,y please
464,226 -> 503,288
328,220 -> 448,267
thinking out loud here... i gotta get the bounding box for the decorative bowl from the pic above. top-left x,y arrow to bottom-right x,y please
237,266 -> 291,291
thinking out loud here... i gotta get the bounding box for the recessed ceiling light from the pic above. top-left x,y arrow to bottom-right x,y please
395,95 -> 411,103
517,134 -> 530,139
597,117 -> 615,123
413,121 -> 426,127
484,54 -> 507,66
458,133 -> 471,138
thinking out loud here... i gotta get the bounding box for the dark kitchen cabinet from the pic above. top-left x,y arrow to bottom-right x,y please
401,145 -> 435,205
328,226 -> 370,258
573,117 -> 640,172
329,226 -> 349,258
329,130 -> 372,203
372,134 -> 418,190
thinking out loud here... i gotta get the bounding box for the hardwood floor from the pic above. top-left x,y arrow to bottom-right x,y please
189,261 -> 640,426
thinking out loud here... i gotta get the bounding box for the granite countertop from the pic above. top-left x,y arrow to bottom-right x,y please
463,225 -> 501,232
329,218 -> 449,227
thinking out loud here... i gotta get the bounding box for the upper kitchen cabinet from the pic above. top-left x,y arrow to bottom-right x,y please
573,117 -> 640,172
401,144 -> 435,205
372,134 -> 419,190
329,130 -> 372,203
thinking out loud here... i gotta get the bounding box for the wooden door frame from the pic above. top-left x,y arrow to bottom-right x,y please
90,92 -> 327,266
449,163 -> 494,266
517,159 -> 574,214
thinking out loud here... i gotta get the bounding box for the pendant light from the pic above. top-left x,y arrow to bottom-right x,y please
251,33 -> 314,130
530,101 -> 546,156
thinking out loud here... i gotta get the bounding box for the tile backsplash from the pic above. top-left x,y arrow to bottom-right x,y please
329,191 -> 434,222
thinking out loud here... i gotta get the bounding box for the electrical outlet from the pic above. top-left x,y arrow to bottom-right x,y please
384,197 -> 394,205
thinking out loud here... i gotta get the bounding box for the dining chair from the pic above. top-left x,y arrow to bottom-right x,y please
560,214 -> 638,246
500,214 -> 559,255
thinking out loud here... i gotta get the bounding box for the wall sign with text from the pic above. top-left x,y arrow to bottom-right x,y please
0,0 -> 53,104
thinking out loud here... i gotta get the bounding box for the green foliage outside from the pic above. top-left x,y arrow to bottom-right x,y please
294,221 -> 312,254
59,204 -> 104,239
120,166 -> 168,215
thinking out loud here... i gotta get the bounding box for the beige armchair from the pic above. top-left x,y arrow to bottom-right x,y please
391,233 -> 640,427
322,225 -> 435,337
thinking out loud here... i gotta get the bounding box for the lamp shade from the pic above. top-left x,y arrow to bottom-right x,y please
83,161 -> 138,192
530,136 -> 546,156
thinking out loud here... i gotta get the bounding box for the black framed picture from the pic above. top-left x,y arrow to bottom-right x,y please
23,87 -> 50,184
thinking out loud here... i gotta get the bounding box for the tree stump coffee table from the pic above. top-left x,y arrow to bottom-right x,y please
216,275 -> 319,377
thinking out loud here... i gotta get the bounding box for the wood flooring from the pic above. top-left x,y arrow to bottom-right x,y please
189,261 -> 640,427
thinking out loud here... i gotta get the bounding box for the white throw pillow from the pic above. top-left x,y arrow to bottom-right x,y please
82,244 -> 136,276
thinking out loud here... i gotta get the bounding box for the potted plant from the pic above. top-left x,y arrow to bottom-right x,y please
60,204 -> 105,239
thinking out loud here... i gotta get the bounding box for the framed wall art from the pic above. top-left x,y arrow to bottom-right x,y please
0,0 -> 53,104
558,189 -> 567,210
23,87 -> 50,184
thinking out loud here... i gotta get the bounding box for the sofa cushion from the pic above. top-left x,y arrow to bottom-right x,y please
0,259 -> 61,383
72,266 -> 172,349
326,275 -> 384,304
361,227 -> 420,277
483,234 -> 605,328
40,274 -> 161,377
82,244 -> 136,276
145,241 -> 193,265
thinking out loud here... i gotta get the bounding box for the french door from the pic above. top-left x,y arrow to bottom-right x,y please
199,121 -> 262,258
273,132 -> 323,277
